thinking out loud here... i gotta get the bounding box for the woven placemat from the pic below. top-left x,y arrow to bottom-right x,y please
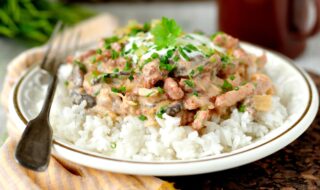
165,72 -> 320,190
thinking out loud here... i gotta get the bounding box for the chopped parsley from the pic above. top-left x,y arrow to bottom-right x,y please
221,80 -> 233,92
166,49 -> 175,58
184,79 -> 195,88
138,115 -> 148,121
151,52 -> 159,59
91,56 -> 96,64
73,60 -> 87,73
110,142 -> 117,149
111,50 -> 119,60
143,22 -> 151,32
184,44 -> 198,52
196,66 -> 204,73
146,91 -> 156,97
96,48 -> 102,54
156,107 -> 167,119
151,17 -> 182,48
229,75 -> 235,80
113,68 -> 119,73
221,54 -> 232,68
178,47 -> 190,61
210,31 -> 224,40
104,36 -> 119,49
123,62 -> 132,71
189,69 -> 195,77
157,87 -> 164,94
159,56 -> 176,72
238,104 -> 246,113
64,81 -> 69,87
193,91 -> 199,96
111,86 -> 126,93
234,86 -> 240,91
173,55 -> 180,62
132,43 -> 138,51
128,74 -> 134,81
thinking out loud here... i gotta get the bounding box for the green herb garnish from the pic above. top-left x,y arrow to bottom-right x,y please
221,54 -> 231,68
229,75 -> 235,80
151,17 -> 182,48
184,79 -> 195,88
132,43 -> 138,51
189,70 -> 195,77
151,52 -> 159,59
196,66 -> 204,73
113,68 -> 119,73
111,50 -> 119,60
156,107 -> 167,119
221,80 -> 233,92
128,74 -> 134,81
138,115 -> 148,121
157,87 -> 165,94
73,60 -> 87,73
123,62 -> 132,71
193,91 -> 199,97
166,49 -> 175,58
111,86 -> 126,93
110,142 -> 117,149
173,55 -> 180,62
104,36 -> 119,49
178,47 -> 190,61
238,104 -> 246,113
210,31 -> 224,40
159,56 -> 176,72
64,81 -> 69,87
96,49 -> 102,54
234,86 -> 240,91
185,44 -> 198,52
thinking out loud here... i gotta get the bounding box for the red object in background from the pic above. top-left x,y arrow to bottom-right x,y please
218,0 -> 320,58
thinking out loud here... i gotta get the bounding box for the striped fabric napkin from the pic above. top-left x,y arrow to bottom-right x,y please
0,14 -> 175,190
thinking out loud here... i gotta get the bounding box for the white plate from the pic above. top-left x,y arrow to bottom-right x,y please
9,43 -> 319,176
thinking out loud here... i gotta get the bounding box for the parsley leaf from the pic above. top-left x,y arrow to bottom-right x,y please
138,115 -> 148,121
156,107 -> 167,119
111,50 -> 119,60
159,56 -> 176,72
229,75 -> 235,80
184,79 -> 195,88
104,36 -> 119,49
196,66 -> 204,73
238,104 -> 246,113
111,86 -> 126,93
151,17 -> 182,48
221,80 -> 233,92
157,87 -> 164,94
178,47 -> 190,61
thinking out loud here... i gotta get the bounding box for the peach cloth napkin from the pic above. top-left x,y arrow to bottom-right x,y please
0,14 -> 175,190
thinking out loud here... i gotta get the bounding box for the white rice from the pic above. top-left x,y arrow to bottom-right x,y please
47,65 -> 288,161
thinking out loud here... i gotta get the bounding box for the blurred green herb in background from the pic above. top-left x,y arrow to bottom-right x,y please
0,0 -> 94,45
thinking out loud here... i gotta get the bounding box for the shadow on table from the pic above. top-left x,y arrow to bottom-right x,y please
163,72 -> 320,190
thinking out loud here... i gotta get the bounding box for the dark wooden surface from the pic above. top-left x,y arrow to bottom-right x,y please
164,72 -> 320,190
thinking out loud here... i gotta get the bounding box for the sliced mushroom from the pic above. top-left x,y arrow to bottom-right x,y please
166,102 -> 183,116
71,90 -> 96,108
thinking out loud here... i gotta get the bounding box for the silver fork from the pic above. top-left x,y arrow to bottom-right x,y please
15,22 -> 80,172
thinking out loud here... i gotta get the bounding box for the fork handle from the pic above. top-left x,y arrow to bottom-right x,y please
40,74 -> 58,118
15,74 -> 58,171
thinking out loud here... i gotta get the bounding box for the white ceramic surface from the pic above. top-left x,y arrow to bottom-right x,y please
9,43 -> 319,176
